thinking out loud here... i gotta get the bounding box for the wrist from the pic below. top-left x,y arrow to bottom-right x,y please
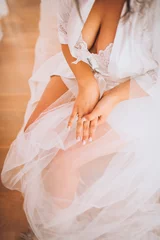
78,76 -> 98,89
103,89 -> 121,106
104,79 -> 130,103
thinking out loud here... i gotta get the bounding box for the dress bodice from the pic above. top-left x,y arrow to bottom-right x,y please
57,0 -> 159,97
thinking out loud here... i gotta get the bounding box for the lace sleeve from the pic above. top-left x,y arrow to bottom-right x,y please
57,0 -> 73,44
129,0 -> 160,99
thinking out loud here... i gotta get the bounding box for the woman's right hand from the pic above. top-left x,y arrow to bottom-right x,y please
67,79 -> 100,144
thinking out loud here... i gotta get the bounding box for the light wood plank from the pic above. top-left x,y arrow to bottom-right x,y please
0,1 -> 40,239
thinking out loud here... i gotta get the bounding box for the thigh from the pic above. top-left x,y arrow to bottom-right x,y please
24,75 -> 68,132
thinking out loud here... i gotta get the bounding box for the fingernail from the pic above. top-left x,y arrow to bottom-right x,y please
82,140 -> 86,145
89,137 -> 92,142
67,126 -> 71,131
76,136 -> 81,142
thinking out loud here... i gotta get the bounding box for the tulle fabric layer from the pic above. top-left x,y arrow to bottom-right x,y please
1,82 -> 160,239
1,0 -> 160,238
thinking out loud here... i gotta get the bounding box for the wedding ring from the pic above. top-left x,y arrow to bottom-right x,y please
76,113 -> 80,121
76,114 -> 87,122
82,117 -> 87,122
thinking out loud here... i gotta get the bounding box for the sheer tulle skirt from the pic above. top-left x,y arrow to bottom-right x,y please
1,0 -> 160,236
1,79 -> 160,239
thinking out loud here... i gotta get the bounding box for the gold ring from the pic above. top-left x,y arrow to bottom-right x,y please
76,113 -> 80,121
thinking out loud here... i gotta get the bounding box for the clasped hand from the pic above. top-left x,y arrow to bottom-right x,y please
67,79 -> 119,145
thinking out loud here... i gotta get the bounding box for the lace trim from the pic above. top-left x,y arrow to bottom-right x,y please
57,21 -> 68,36
74,33 -> 88,50
73,33 -> 113,76
148,69 -> 158,84
74,33 -> 113,57
57,10 -> 71,37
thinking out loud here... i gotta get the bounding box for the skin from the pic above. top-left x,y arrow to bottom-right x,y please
67,0 -> 130,144
24,0 -> 130,144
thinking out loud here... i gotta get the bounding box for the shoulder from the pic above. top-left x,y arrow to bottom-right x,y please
57,0 -> 74,19
57,0 -> 74,22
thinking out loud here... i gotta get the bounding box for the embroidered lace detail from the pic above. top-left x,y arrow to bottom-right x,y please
57,22 -> 68,36
74,33 -> 88,50
148,69 -> 158,84
73,33 -> 113,76
57,1 -> 73,43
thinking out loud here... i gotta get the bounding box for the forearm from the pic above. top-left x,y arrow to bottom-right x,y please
105,78 -> 131,104
61,44 -> 97,87
106,75 -> 151,104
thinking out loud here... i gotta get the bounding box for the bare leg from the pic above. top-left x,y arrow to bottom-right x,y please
24,75 -> 68,132
23,75 -> 79,208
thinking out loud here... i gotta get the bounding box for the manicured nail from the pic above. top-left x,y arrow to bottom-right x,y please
89,137 -> 92,142
76,136 -> 81,142
82,140 -> 86,145
67,126 -> 71,131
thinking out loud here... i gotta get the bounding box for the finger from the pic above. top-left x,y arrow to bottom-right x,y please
67,107 -> 77,129
82,120 -> 90,145
89,118 -> 98,141
76,117 -> 83,141
84,107 -> 101,122
97,115 -> 105,125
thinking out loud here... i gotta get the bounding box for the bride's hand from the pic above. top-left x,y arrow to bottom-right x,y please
83,90 -> 120,141
67,80 -> 100,143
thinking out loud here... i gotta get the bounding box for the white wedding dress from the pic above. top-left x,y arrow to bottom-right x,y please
1,0 -> 160,239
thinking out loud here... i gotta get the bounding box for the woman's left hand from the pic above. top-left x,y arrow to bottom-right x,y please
82,79 -> 130,143
82,90 -> 120,142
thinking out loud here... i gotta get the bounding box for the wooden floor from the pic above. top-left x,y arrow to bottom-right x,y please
0,1 -> 40,239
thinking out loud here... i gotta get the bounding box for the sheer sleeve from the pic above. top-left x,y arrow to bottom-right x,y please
129,0 -> 160,99
57,0 -> 73,44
